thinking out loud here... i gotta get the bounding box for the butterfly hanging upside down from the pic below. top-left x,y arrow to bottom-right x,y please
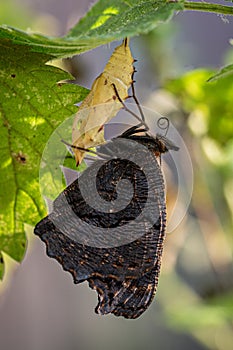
34,39 -> 179,319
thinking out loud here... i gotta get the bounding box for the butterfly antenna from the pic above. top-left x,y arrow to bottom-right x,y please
157,117 -> 170,136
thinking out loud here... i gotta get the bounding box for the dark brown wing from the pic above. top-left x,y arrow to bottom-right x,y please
88,219 -> 165,319
34,137 -> 166,318
35,208 -> 165,318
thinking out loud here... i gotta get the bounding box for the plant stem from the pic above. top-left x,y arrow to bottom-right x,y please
183,1 -> 233,16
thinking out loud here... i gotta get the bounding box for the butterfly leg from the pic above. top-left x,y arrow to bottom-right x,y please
111,83 -> 149,133
61,139 -> 114,161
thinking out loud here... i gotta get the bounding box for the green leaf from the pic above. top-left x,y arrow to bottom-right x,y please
0,26 -> 89,58
0,232 -> 26,279
67,0 -> 183,41
0,1 -> 183,58
207,64 -> 233,82
0,40 -> 88,279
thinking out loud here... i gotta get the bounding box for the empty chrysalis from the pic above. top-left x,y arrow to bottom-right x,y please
72,38 -> 134,165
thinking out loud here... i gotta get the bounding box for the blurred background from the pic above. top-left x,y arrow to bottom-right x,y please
0,1 -> 233,350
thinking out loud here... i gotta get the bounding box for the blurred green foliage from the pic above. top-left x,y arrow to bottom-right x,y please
0,1 -> 33,29
158,62 -> 233,350
166,70 -> 233,145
